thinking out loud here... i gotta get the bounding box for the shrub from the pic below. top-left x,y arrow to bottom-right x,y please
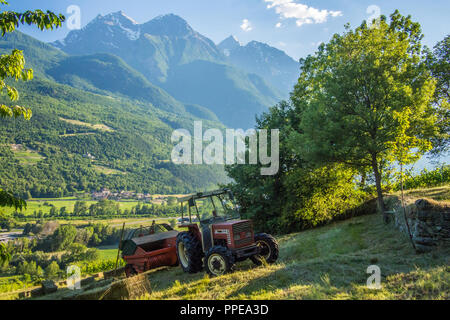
396,165 -> 449,190
44,261 -> 61,280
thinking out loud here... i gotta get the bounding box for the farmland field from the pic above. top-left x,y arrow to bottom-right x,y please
3,198 -> 138,216
97,245 -> 120,260
3,197 -> 167,217
9,144 -> 45,165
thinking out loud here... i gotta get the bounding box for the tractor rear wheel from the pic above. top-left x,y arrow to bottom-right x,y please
250,233 -> 279,266
176,232 -> 203,273
204,246 -> 235,277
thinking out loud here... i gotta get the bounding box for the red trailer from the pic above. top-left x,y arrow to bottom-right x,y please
121,223 -> 179,277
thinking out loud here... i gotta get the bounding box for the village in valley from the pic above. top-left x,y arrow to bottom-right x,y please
90,189 -> 185,204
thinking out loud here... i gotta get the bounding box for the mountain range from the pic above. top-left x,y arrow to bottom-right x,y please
52,11 -> 299,128
0,11 -> 301,197
218,36 -> 299,95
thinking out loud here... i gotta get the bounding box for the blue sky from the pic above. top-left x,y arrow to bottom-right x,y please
4,0 -> 450,60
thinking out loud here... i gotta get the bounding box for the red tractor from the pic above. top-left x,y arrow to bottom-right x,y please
176,189 -> 279,276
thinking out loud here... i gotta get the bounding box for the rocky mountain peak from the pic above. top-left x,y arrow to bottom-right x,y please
218,35 -> 241,56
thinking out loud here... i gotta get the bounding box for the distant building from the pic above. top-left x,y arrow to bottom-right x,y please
83,152 -> 95,160
92,188 -> 111,200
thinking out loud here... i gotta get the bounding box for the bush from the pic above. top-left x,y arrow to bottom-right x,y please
17,261 -> 44,279
396,165 -> 450,190
77,259 -> 123,274
45,261 -> 61,280
168,219 -> 176,228
81,248 -> 99,262
51,225 -> 77,251
61,243 -> 100,266
0,213 -> 16,231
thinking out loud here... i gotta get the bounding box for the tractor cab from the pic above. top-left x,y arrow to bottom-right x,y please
176,189 -> 279,276
178,189 -> 240,226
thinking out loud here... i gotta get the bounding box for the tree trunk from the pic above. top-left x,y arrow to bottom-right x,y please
371,153 -> 387,222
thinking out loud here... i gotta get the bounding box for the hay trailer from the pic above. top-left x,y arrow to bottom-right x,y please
121,223 -> 179,277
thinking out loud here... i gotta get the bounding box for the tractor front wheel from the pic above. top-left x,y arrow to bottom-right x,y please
176,232 -> 203,273
250,233 -> 279,266
204,246 -> 235,277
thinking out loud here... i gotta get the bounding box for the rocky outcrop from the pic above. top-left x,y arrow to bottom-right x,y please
393,198 -> 450,253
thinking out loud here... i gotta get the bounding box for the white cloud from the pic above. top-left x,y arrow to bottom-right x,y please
240,19 -> 253,32
265,0 -> 342,27
275,22 -> 282,28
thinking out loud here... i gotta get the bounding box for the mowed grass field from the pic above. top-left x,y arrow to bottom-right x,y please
136,187 -> 450,300
142,213 -> 449,300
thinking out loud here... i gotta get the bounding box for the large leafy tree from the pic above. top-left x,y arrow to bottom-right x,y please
290,11 -> 437,220
0,0 -> 64,209
426,35 -> 449,156
226,101 -> 364,233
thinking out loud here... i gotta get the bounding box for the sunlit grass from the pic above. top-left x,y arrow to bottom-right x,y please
143,212 -> 449,300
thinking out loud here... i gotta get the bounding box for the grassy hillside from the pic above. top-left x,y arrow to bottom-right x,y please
143,213 -> 449,300
136,187 -> 450,300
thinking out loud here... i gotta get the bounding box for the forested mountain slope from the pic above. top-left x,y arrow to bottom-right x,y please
0,32 -> 227,198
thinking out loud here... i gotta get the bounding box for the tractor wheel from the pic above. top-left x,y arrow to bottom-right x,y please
204,246 -> 235,277
176,232 -> 203,273
125,264 -> 138,278
250,233 -> 279,266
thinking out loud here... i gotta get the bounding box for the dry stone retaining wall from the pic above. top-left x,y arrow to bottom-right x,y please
393,198 -> 450,253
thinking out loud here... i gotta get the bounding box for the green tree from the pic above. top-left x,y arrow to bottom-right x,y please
44,261 -> 61,280
226,101 -> 364,233
426,35 -> 449,156
67,242 -> 87,256
0,1 -> 64,209
167,196 -> 177,206
0,242 -> 10,266
82,248 -> 99,262
168,219 -> 176,228
51,225 -> 77,251
0,211 -> 15,231
291,11 -> 437,220
73,201 -> 88,216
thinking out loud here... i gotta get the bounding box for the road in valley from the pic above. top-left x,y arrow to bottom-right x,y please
0,231 -> 25,243
109,217 -> 182,228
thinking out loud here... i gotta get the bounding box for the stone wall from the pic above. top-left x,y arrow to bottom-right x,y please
392,198 -> 450,253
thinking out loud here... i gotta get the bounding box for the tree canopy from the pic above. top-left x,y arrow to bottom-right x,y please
290,11 -> 438,219
426,35 -> 449,156
0,0 -> 65,120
